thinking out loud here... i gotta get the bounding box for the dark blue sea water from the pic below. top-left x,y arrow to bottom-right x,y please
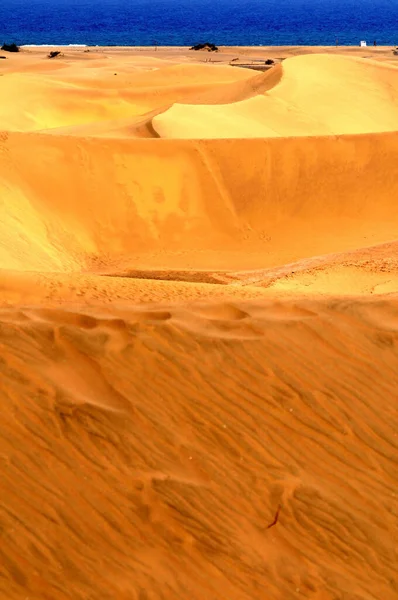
2,0 -> 398,47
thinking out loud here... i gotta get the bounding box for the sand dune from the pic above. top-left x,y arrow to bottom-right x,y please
0,61 -> 255,132
154,55 -> 398,138
6,53 -> 398,138
0,46 -> 397,599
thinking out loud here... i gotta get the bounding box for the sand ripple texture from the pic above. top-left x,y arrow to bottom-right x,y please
0,298 -> 398,600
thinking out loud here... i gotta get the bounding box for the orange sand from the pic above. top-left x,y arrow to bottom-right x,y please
0,45 -> 397,600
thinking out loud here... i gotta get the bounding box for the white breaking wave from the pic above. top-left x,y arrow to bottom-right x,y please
21,44 -> 88,47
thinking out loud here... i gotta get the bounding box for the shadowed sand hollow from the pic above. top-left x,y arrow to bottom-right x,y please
0,46 -> 397,600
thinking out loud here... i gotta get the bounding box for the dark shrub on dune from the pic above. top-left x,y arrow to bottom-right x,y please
48,50 -> 62,58
265,59 -> 274,65
1,43 -> 20,52
190,43 -> 219,52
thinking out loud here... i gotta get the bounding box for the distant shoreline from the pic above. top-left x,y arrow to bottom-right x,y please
19,44 -> 396,50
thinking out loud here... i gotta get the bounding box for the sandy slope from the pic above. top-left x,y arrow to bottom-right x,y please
1,297 -> 398,600
0,46 -> 397,599
1,131 -> 398,274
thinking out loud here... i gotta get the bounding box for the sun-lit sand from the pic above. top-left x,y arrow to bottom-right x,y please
0,45 -> 397,599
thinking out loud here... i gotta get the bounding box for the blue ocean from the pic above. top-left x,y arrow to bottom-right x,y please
2,0 -> 398,47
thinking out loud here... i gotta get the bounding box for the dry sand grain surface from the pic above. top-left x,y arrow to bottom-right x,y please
0,45 -> 397,600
